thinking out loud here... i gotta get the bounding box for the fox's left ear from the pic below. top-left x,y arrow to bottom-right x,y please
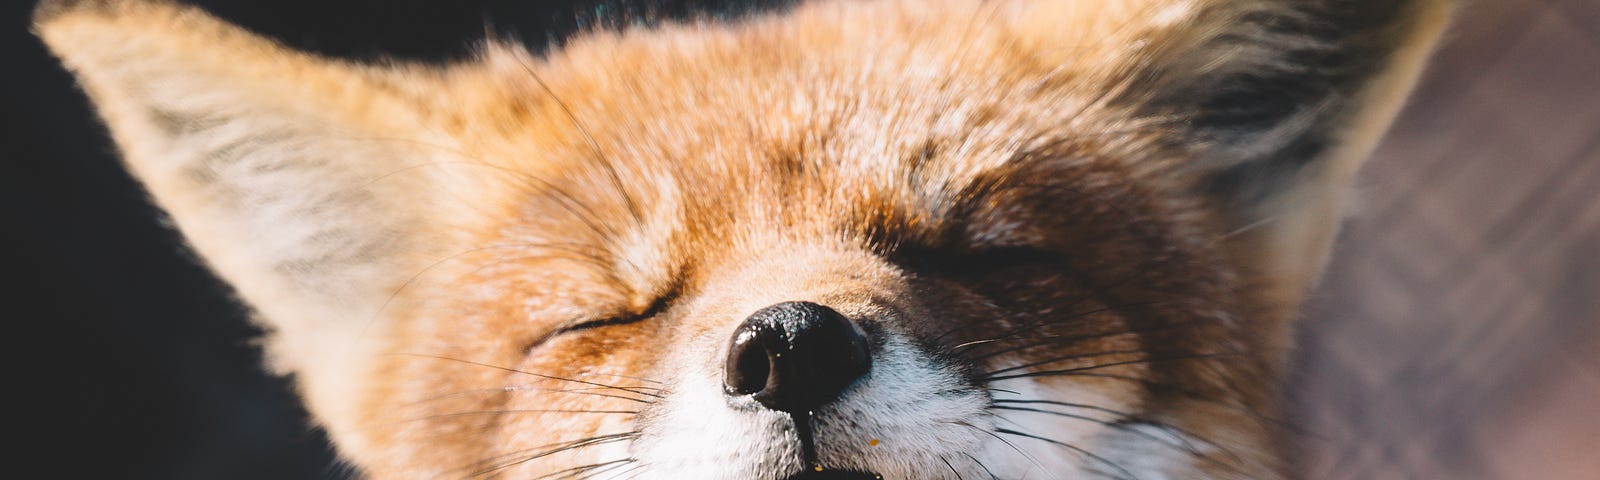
1108,0 -> 1456,313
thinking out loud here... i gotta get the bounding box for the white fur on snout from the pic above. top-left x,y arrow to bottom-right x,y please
810,336 -> 992,477
631,364 -> 806,480
628,333 -> 1074,479
629,332 -> 1199,479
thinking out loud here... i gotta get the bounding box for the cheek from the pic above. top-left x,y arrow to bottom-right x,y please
986,329 -> 1151,418
373,320 -> 667,478
354,323 -> 530,478
912,276 -> 1153,442
494,321 -> 669,463
965,297 -> 1150,405
358,292 -> 666,475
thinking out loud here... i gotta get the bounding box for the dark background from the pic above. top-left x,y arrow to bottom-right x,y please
6,1 -> 1596,479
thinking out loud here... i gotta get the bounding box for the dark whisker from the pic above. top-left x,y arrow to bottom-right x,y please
989,398 -> 1225,454
530,458 -> 634,480
938,303 -> 1134,354
991,403 -> 1250,476
992,405 -> 1116,426
948,420 -> 1053,479
940,455 -> 964,480
571,459 -> 637,480
462,431 -> 640,479
1009,372 -> 1318,439
962,318 -> 1208,363
559,374 -> 664,386
990,405 -> 1202,455
401,381 -> 660,410
993,427 -> 1137,480
981,352 -> 1240,382
593,461 -> 648,480
928,261 -> 1175,350
958,451 -> 999,480
982,348 -> 1149,377
992,399 -> 1139,419
931,307 -> 1070,355
393,408 -> 639,425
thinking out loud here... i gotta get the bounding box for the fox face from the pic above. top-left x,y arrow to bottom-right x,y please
36,0 -> 1453,478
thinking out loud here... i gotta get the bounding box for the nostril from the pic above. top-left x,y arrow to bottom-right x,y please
727,331 -> 773,396
723,301 -> 872,413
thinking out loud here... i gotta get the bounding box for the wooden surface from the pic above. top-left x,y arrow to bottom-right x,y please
1290,0 -> 1600,478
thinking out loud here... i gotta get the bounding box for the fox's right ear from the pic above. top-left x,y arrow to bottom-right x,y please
1006,0 -> 1452,329
34,0 -> 515,427
1081,0 -> 1454,319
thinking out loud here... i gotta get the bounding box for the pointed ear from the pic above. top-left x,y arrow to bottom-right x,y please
1119,0 -> 1455,310
35,0 -> 487,412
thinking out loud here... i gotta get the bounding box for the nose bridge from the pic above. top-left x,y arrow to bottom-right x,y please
697,240 -> 904,324
655,240 -> 906,392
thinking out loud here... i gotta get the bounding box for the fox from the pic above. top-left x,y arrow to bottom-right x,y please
35,0 -> 1454,478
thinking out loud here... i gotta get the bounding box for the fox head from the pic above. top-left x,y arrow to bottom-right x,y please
37,0 -> 1452,478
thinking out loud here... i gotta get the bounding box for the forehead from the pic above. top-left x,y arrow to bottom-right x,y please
458,1 -> 1188,267
508,95 -> 1149,248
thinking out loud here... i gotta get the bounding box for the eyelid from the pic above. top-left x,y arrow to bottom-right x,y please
523,294 -> 674,354
554,314 -> 648,334
548,293 -> 676,336
524,312 -> 647,354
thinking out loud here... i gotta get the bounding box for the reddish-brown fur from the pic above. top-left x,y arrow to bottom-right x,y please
37,0 -> 1453,478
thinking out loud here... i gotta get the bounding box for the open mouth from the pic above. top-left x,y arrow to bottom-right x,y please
782,469 -> 883,480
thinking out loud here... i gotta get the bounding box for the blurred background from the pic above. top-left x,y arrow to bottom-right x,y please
1290,0 -> 1600,478
4,0 -> 1594,478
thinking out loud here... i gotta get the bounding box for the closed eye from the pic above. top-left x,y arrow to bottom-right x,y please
535,293 -> 676,347
554,313 -> 652,335
524,310 -> 654,354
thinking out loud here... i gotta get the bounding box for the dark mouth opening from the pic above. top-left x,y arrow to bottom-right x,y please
784,413 -> 882,480
782,469 -> 883,480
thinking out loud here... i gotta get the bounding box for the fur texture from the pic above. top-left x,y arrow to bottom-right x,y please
36,0 -> 1453,478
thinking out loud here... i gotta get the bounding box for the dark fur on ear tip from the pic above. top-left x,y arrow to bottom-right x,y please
1165,0 -> 1455,211
32,0 -> 173,26
33,0 -> 106,24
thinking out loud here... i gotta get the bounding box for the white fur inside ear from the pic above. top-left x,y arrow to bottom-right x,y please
35,3 -> 476,460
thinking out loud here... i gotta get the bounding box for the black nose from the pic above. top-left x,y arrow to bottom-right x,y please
724,301 -> 872,413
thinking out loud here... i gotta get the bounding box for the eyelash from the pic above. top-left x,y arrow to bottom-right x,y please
554,314 -> 650,335
525,311 -> 653,354
546,293 -> 676,338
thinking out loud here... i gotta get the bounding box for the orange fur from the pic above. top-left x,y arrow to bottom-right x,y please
37,0 -> 1453,478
